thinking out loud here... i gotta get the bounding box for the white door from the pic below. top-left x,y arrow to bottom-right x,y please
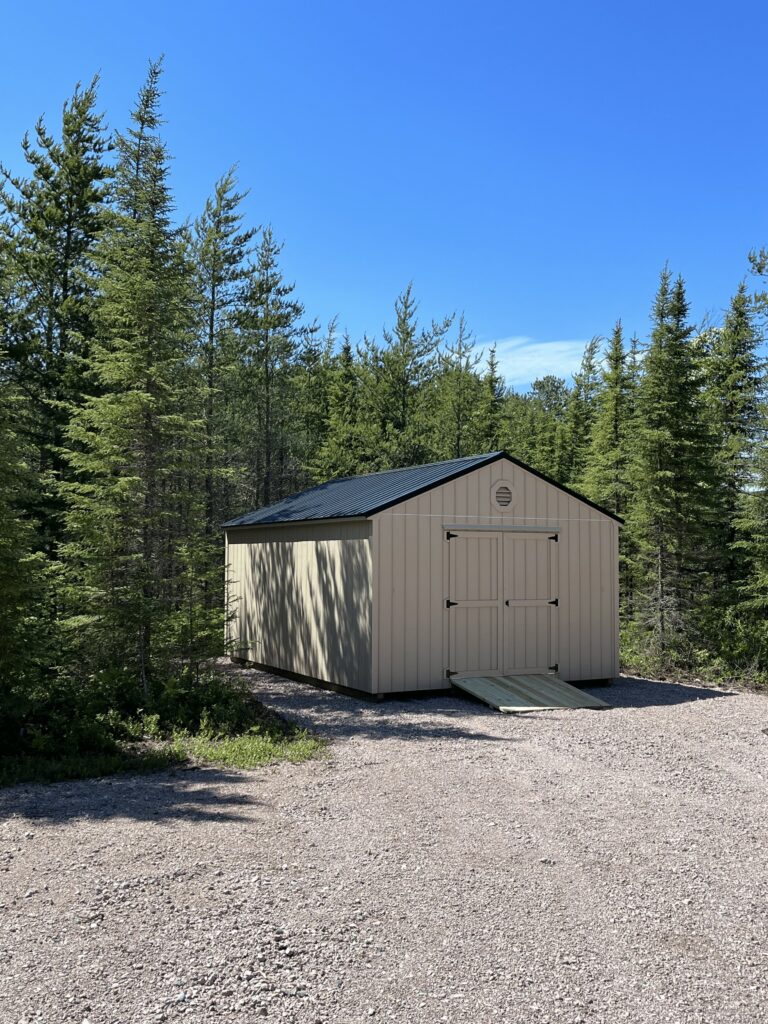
502,534 -> 557,675
447,531 -> 502,675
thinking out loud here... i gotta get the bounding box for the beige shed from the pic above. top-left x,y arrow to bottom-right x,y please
223,451 -> 621,697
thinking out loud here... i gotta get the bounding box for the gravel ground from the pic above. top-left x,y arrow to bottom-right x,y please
2,668 -> 768,1024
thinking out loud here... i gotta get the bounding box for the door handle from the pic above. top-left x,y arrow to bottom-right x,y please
548,598 -> 559,606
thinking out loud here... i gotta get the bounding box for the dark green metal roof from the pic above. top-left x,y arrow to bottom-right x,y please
223,451 -> 623,528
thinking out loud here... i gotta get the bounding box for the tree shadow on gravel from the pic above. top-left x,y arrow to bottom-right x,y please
594,675 -> 735,709
0,767 -> 267,825
226,668 -> 517,744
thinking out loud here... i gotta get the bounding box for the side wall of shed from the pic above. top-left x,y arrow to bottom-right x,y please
371,461 -> 619,692
226,520 -> 374,692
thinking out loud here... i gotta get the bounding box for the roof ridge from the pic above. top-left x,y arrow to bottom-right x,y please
328,451 -> 500,484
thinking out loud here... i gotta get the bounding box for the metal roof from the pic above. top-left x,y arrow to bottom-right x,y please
222,451 -> 624,528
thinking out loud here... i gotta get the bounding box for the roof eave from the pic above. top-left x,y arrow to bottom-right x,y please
222,514 -> 370,531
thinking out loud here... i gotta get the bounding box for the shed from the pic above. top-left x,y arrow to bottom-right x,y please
223,451 -> 621,696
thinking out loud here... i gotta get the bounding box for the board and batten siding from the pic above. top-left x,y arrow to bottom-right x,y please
370,461 -> 619,692
226,520 -> 374,691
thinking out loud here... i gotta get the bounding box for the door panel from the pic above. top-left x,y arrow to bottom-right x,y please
502,535 -> 557,674
448,532 -> 502,675
446,530 -> 558,678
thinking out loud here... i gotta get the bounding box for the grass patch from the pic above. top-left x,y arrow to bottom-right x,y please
0,691 -> 325,788
168,727 -> 324,770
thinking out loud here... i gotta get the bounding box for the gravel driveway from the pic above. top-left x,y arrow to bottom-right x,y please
2,668 -> 767,1024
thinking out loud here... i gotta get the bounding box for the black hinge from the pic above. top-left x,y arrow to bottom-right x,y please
446,531 -> 458,540
445,599 -> 458,608
445,668 -> 456,678
548,598 -> 559,607
548,533 -> 559,542
548,663 -> 559,674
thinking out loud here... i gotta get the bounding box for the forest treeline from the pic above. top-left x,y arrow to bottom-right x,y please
1,64 -> 767,757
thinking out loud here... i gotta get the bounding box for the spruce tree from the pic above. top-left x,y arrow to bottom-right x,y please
625,268 -> 716,670
0,372 -> 49,748
0,78 -> 110,555
313,335 -> 376,479
431,315 -> 482,459
359,284 -> 450,468
64,61 -> 205,699
235,227 -> 306,506
192,169 -> 257,540
582,323 -> 631,516
564,336 -> 601,486
700,284 -> 764,602
475,345 -> 505,452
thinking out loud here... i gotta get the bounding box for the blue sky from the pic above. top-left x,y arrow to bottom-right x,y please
2,1 -> 766,388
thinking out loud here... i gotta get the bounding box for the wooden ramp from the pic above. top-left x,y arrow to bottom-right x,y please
453,673 -> 609,713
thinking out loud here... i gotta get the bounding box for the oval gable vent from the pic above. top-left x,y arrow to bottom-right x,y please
495,484 -> 513,507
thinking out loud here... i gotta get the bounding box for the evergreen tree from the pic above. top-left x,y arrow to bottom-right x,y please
0,372 -> 49,748
359,284 -> 450,468
293,319 -> 334,480
0,77 -> 110,555
192,169 -> 258,544
564,336 -> 601,485
625,268 -> 716,670
700,284 -> 764,598
235,227 -> 307,506
582,323 -> 631,516
313,334 -> 379,479
431,315 -> 482,458
64,61 -> 206,698
475,345 -> 505,452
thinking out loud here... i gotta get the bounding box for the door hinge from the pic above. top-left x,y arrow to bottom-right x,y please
548,533 -> 559,542
548,598 -> 559,606
446,531 -> 458,540
445,668 -> 457,678
445,599 -> 458,608
548,663 -> 559,674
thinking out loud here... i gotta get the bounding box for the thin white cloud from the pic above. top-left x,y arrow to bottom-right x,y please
485,335 -> 589,389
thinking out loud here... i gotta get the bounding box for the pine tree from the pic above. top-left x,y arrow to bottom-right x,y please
582,323 -> 631,516
625,268 -> 716,670
359,284 -> 450,468
235,227 -> 306,506
0,78 -> 110,556
0,372 -> 49,749
293,319 -> 334,481
312,335 -> 375,479
564,336 -> 601,486
192,169 -> 257,541
700,284 -> 764,599
64,61 -> 206,699
431,315 -> 482,459
475,345 -> 505,452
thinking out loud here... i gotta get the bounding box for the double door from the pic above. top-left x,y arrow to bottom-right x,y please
446,529 -> 558,677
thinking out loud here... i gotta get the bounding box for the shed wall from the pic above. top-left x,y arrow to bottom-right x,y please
371,461 -> 619,692
226,521 -> 373,691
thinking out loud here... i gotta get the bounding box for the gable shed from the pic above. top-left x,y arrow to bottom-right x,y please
223,452 -> 621,695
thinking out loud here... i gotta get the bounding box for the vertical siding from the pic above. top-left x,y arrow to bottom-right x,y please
372,462 -> 619,691
226,520 -> 373,691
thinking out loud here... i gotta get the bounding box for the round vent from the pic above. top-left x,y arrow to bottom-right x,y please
491,480 -> 516,512
495,484 -> 513,507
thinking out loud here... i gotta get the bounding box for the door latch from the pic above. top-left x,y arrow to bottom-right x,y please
445,599 -> 458,608
548,598 -> 559,606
